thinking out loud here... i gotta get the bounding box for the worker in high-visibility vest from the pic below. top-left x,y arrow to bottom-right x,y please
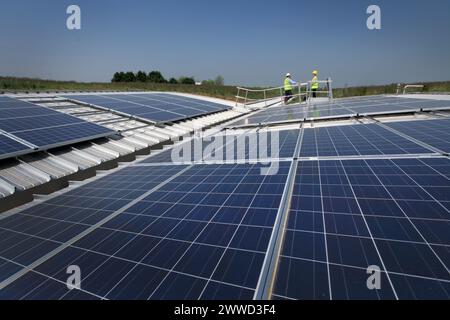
284,73 -> 297,104
311,70 -> 319,98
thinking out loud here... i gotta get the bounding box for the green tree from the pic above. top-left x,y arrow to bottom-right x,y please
179,77 -> 195,85
201,79 -> 215,86
111,72 -> 125,82
214,75 -> 224,86
123,72 -> 136,82
136,71 -> 147,82
169,78 -> 178,84
148,71 -> 167,83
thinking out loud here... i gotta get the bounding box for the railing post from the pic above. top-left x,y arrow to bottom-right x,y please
306,81 -> 310,106
244,89 -> 249,107
264,90 -> 267,107
298,83 -> 301,104
236,88 -> 240,107
328,77 -> 333,101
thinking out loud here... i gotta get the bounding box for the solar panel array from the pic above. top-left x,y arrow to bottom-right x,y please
0,162 -> 291,299
61,93 -> 231,124
231,96 -> 450,127
1,96 -> 449,299
273,159 -> 450,300
0,96 -> 115,159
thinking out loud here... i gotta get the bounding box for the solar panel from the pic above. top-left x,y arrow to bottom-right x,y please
272,158 -> 450,300
0,96 -> 114,150
0,162 -> 291,299
0,134 -> 32,159
61,93 -> 231,124
385,119 -> 450,154
299,123 -> 435,157
231,105 -> 307,126
143,129 -> 301,164
231,96 -> 450,127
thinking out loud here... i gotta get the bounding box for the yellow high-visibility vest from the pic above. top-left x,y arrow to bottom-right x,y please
311,76 -> 319,90
284,78 -> 293,91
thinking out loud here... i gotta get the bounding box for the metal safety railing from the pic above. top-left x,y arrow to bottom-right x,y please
235,85 -> 304,108
402,84 -> 424,95
236,78 -> 333,109
396,83 -> 425,95
305,78 -> 333,104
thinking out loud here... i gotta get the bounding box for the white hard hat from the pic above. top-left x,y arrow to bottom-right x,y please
286,73 -> 291,77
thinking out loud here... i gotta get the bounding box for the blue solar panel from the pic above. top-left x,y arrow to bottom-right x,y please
0,96 -> 114,150
62,93 -> 230,123
0,162 -> 290,300
0,134 -> 31,159
273,158 -> 450,300
143,129 -> 300,164
385,119 -> 450,154
231,96 -> 450,127
231,105 -> 307,126
299,123 -> 434,157
14,123 -> 114,147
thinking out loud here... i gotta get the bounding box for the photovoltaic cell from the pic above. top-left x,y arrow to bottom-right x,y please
299,123 -> 434,157
273,158 -> 450,300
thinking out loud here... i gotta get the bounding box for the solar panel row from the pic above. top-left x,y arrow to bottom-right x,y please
143,119 -> 450,165
143,129 -> 301,164
231,96 -> 450,127
385,119 -> 450,154
62,93 -> 231,124
299,123 -> 434,157
0,96 -> 115,159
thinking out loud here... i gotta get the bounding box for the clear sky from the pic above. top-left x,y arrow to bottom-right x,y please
1,0 -> 450,87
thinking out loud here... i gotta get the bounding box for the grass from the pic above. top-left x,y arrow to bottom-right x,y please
0,77 -> 239,101
1,76 -> 450,101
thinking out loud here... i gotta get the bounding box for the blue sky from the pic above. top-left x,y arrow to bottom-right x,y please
1,0 -> 449,87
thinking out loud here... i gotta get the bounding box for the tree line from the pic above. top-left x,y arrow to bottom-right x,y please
111,71 -> 224,86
